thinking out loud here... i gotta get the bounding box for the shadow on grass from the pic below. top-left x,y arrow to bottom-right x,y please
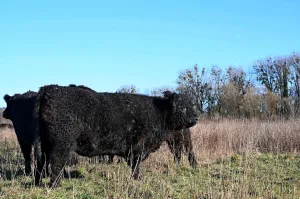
0,168 -> 25,180
63,169 -> 85,179
1,167 -> 85,190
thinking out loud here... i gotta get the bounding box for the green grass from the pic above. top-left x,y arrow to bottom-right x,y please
1,153 -> 300,199
2,118 -> 300,199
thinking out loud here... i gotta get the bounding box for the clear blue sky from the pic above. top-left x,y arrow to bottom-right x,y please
1,0 -> 299,107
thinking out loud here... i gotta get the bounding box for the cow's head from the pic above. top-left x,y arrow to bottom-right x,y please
2,92 -> 37,123
161,91 -> 198,130
3,94 -> 13,120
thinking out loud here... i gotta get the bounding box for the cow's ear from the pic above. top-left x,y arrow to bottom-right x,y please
163,90 -> 173,98
4,94 -> 11,103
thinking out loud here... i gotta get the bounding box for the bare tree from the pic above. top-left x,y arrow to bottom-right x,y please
253,55 -> 293,118
219,66 -> 254,118
210,66 -> 226,115
176,64 -> 212,114
289,52 -> 300,115
117,85 -> 138,94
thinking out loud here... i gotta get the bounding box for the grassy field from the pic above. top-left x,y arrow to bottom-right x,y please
1,119 -> 300,198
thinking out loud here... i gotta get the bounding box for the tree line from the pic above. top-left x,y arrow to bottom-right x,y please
120,52 -> 300,120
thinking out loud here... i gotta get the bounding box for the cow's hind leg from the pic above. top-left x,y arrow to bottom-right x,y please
126,152 -> 141,180
129,157 -> 141,180
34,143 -> 50,186
107,155 -> 114,163
19,142 -> 32,175
49,146 -> 70,188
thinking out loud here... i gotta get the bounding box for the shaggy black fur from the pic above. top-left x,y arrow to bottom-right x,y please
2,91 -> 40,175
34,84 -> 198,187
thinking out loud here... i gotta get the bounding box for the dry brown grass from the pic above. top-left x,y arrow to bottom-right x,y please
0,127 -> 17,141
193,118 -> 300,160
2,118 -> 300,168
144,118 -> 300,166
1,119 -> 300,198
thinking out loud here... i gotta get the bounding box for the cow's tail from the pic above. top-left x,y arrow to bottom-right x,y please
33,86 -> 49,184
33,86 -> 49,141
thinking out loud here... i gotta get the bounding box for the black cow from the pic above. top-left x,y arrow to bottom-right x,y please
1,85 -> 94,176
2,91 -> 39,175
106,91 -> 198,167
34,84 -> 198,187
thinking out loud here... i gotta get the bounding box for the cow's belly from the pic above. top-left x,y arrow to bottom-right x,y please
74,132 -> 128,157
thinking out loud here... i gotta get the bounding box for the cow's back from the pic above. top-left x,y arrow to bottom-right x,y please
38,85 -> 100,134
98,93 -> 167,130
